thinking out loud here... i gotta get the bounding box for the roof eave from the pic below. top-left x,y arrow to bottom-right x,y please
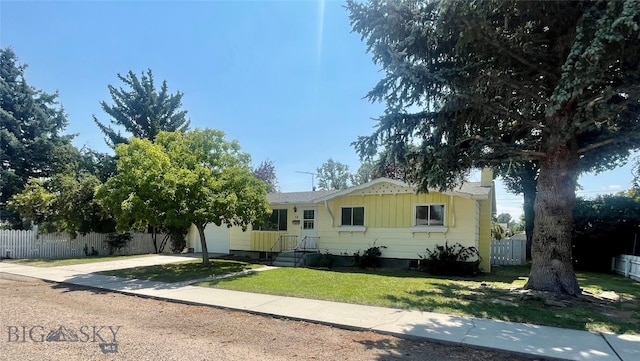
312,178 -> 411,203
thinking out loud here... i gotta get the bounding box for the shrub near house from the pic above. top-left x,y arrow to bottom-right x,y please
420,242 -> 481,276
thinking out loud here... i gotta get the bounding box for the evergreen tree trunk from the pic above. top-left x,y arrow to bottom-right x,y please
197,224 -> 210,266
523,183 -> 536,261
525,116 -> 581,295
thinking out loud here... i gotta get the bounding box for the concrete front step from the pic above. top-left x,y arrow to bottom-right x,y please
273,252 -> 304,267
272,261 -> 297,267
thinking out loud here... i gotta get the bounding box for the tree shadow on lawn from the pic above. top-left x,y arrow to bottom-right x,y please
311,264 -> 530,284
383,280 -> 640,334
97,258 -> 256,283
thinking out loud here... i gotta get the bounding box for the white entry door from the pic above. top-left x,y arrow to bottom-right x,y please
299,208 -> 317,250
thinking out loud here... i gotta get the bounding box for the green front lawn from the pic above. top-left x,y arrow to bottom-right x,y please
2,254 -> 154,267
197,265 -> 640,334
99,259 -> 261,283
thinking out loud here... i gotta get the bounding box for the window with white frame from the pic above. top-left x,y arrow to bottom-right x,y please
303,209 -> 315,230
341,206 -> 364,226
414,204 -> 445,226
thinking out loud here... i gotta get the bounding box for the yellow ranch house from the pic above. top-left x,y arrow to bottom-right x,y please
187,169 -> 495,272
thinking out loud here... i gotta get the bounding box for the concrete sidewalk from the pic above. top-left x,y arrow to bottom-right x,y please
1,257 -> 638,361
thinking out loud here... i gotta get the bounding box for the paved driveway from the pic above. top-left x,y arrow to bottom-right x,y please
52,254 -> 202,273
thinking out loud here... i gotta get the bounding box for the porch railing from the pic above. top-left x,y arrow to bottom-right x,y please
296,236 -> 319,252
269,235 -> 299,253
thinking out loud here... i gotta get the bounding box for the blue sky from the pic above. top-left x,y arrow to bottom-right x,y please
1,0 -> 637,221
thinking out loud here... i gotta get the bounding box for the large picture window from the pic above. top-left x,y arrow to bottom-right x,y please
415,204 -> 445,226
253,209 -> 288,231
341,206 -> 364,226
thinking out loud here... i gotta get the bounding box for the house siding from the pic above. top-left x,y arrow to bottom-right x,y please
229,204 -> 301,252
331,192 -> 452,228
316,193 -> 479,260
199,178 -> 493,272
229,227 -> 249,251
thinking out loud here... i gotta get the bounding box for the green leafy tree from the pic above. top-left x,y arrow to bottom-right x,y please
351,161 -> 376,186
97,129 -> 270,265
491,222 -> 506,241
7,179 -> 55,231
316,158 -> 351,190
8,173 -> 115,237
510,220 -> 525,235
97,137 -> 172,253
348,0 -> 640,295
619,187 -> 640,200
0,48 -> 75,228
495,213 -> 513,226
49,173 -> 115,237
93,69 -> 190,148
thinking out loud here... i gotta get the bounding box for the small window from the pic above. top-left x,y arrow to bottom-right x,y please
253,209 -> 288,231
415,204 -> 445,226
341,206 -> 364,226
303,209 -> 314,230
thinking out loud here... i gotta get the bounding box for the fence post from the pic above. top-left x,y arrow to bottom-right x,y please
626,257 -> 632,278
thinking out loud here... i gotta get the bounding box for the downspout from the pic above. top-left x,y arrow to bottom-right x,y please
324,200 -> 334,227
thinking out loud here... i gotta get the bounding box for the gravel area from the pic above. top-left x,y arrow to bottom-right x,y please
0,273 -> 546,361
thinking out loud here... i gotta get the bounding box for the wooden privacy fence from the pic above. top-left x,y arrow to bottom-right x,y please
612,254 -> 640,282
491,238 -> 526,266
0,230 -> 158,259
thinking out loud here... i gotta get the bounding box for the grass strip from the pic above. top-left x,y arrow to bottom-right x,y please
198,265 -> 640,334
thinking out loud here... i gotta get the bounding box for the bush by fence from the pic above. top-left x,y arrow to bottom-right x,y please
572,195 -> 640,272
0,230 -> 158,259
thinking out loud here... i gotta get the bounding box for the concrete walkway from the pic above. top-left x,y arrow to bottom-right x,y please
1,255 -> 638,361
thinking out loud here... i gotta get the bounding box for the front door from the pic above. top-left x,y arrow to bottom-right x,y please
299,208 -> 317,250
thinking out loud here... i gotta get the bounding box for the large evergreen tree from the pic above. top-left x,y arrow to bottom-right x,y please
348,0 -> 640,295
0,48 -> 74,228
93,69 -> 190,148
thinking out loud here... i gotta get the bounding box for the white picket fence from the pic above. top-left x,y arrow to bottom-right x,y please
491,238 -> 526,266
0,230 -> 159,259
612,254 -> 640,282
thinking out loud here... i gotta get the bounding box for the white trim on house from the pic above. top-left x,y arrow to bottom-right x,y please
312,177 -> 491,203
337,226 -> 367,233
339,205 -> 366,227
413,203 -> 446,227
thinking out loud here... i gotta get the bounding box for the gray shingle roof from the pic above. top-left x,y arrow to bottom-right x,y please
267,189 -> 340,204
452,181 -> 492,199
